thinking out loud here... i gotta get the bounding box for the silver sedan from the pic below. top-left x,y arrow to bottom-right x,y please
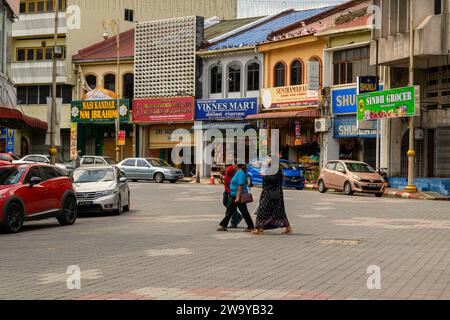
117,158 -> 184,183
72,165 -> 130,215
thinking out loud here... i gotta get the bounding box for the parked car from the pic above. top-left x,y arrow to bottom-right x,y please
0,164 -> 77,234
72,165 -> 130,215
318,160 -> 385,197
80,156 -> 117,166
117,158 -> 184,183
247,158 -> 305,190
13,154 -> 70,176
0,153 -> 13,166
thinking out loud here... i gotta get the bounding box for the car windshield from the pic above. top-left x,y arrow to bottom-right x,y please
346,163 -> 376,173
280,161 -> 296,170
104,158 -> 117,165
147,159 -> 170,167
0,167 -> 25,185
72,168 -> 115,183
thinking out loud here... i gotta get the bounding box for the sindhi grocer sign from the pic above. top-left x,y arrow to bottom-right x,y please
71,100 -> 130,123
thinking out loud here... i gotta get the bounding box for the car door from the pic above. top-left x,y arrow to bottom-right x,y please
324,162 -> 337,188
116,168 -> 128,204
39,166 -> 63,210
334,162 -> 347,190
120,159 -> 137,179
136,159 -> 152,180
20,166 -> 49,215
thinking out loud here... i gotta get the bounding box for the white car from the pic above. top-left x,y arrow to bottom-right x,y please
13,154 -> 70,176
72,165 -> 130,215
80,156 -> 117,166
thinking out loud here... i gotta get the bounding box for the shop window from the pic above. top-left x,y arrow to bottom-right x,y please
16,46 -> 66,62
85,75 -> 97,90
290,60 -> 303,86
274,62 -> 286,87
247,62 -> 260,91
27,86 -> 38,104
333,46 -> 374,85
104,74 -> 116,92
17,85 -> 72,104
125,9 -> 134,22
17,86 -> 27,104
435,0 -> 442,14
123,73 -> 134,100
39,85 -> 50,104
210,66 -> 222,94
20,0 -> 66,14
228,64 -> 241,93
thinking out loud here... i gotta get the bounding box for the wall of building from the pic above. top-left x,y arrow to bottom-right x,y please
201,51 -> 263,99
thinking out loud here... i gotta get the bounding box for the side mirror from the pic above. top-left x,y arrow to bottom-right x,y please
119,177 -> 128,183
30,177 -> 42,187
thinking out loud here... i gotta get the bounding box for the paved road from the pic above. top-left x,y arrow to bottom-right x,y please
0,182 -> 449,300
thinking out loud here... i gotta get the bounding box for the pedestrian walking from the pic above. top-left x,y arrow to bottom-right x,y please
253,157 -> 292,235
217,164 -> 255,232
222,161 -> 243,228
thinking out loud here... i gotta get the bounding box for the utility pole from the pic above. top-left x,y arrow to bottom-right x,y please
116,19 -> 121,163
50,0 -> 59,165
405,0 -> 418,193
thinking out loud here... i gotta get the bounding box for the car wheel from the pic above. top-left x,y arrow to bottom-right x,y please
344,181 -> 353,196
318,180 -> 327,193
57,196 -> 77,226
1,202 -> 24,234
154,173 -> 165,183
375,193 -> 383,198
113,196 -> 123,215
169,180 -> 177,183
123,192 -> 130,212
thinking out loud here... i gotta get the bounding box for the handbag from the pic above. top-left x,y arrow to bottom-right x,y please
240,188 -> 254,204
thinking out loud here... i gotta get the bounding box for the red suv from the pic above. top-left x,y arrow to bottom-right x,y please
0,164 -> 77,233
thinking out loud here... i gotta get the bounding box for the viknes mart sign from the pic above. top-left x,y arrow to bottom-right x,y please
71,100 -> 130,123
357,86 -> 420,121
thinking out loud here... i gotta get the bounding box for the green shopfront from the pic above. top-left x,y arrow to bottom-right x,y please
71,99 -> 133,160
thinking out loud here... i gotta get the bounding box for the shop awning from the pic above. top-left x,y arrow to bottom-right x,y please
192,122 -> 255,130
0,106 -> 48,132
246,109 -> 321,120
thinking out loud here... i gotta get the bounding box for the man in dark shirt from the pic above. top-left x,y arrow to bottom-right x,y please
223,161 -> 242,228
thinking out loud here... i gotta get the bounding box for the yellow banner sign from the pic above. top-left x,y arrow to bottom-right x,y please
261,84 -> 319,110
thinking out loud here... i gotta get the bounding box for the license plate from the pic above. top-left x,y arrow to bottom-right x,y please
368,184 -> 379,187
78,201 -> 93,206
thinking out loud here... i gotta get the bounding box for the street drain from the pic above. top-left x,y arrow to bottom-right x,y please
318,239 -> 362,246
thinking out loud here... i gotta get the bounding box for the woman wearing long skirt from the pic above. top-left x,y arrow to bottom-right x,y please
253,158 -> 292,235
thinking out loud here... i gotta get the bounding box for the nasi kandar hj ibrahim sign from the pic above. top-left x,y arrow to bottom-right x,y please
71,99 -> 130,123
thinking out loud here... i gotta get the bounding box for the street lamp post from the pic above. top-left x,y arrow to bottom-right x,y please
103,19 -> 121,163
405,0 -> 418,193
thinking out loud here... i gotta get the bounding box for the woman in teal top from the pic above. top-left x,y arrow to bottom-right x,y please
217,164 -> 255,232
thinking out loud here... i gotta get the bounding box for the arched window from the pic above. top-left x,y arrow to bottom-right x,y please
104,74 -> 116,92
123,73 -> 134,100
274,62 -> 286,87
309,57 -> 323,86
247,62 -> 260,91
210,66 -> 222,94
290,60 -> 303,85
228,64 -> 241,93
85,75 -> 97,90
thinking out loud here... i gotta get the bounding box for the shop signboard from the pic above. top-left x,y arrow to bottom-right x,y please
70,123 -> 77,160
133,97 -> 194,123
332,83 -> 383,115
261,84 -> 319,110
333,116 -> 377,139
71,99 -> 130,123
0,128 -> 14,153
118,130 -> 126,146
195,98 -> 258,120
357,86 -> 420,121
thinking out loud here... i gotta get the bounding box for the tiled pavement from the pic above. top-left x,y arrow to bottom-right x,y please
0,182 -> 449,300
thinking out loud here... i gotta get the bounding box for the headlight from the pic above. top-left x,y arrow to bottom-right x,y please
102,190 -> 116,196
353,175 -> 362,181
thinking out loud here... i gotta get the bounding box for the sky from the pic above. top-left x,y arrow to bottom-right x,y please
236,0 -> 349,18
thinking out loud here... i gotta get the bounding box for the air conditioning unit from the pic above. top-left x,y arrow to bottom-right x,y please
315,118 -> 331,133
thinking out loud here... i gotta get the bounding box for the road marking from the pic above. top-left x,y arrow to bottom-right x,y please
145,248 -> 192,257
38,269 -> 102,284
298,214 -> 326,218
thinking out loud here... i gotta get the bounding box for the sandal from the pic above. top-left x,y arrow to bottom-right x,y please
217,226 -> 228,232
251,229 -> 264,235
282,226 -> 293,235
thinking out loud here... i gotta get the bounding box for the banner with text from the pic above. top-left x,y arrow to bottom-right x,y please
133,97 -> 194,123
261,84 -> 319,110
195,98 -> 258,120
71,100 -> 130,123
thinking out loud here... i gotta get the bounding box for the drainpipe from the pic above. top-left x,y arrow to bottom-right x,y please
442,0 -> 449,54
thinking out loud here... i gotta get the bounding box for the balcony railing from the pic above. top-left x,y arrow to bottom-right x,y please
12,12 -> 67,37
11,60 -> 67,84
